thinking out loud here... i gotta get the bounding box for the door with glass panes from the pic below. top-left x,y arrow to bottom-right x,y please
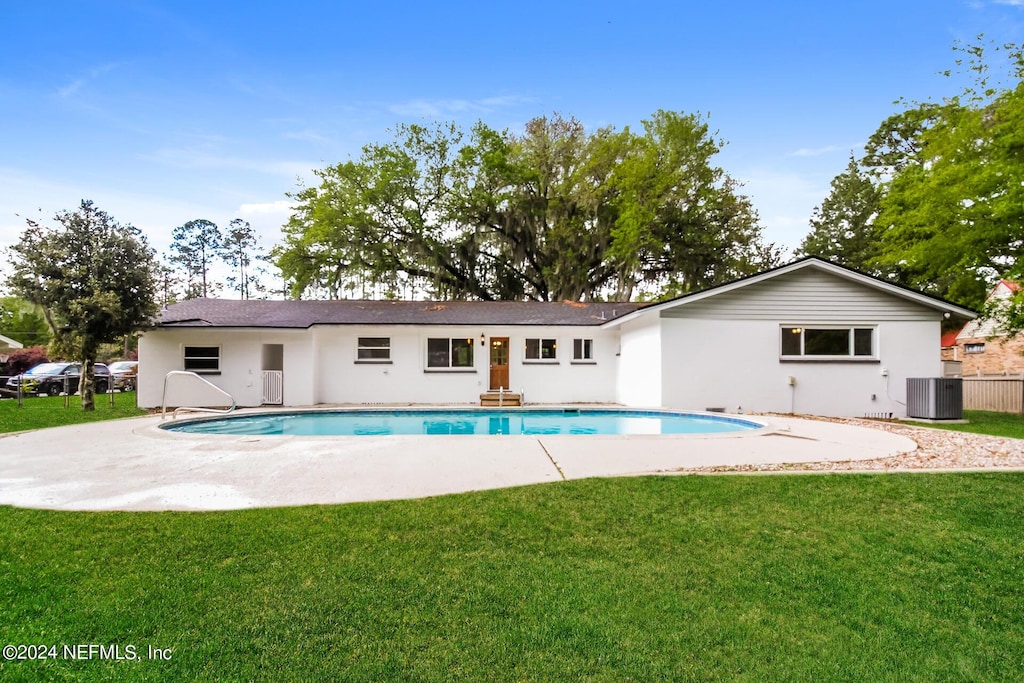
489,337 -> 509,390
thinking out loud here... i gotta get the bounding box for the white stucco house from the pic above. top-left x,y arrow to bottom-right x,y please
138,258 -> 976,418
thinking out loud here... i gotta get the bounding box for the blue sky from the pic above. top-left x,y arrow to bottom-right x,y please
2,0 -> 1023,287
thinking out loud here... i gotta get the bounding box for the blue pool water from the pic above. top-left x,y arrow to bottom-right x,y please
163,409 -> 762,436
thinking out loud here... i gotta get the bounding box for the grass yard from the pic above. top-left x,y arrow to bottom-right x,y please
0,392 -> 147,433
911,409 -> 1024,439
1,473 -> 1022,682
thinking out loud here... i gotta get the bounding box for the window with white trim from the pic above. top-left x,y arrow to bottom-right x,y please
525,338 -> 557,361
357,337 -> 391,362
183,346 -> 220,373
780,326 -> 875,359
573,338 -> 594,361
964,343 -> 985,354
427,337 -> 474,369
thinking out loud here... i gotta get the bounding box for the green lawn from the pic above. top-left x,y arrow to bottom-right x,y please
1,474 -> 1022,682
0,392 -> 147,433
911,409 -> 1024,439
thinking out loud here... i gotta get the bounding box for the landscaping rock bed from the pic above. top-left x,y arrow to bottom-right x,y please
698,416 -> 1024,473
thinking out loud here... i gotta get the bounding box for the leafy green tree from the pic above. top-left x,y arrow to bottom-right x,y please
860,104 -> 943,177
454,115 -> 629,300
5,200 -> 158,410
0,297 -> 51,346
275,111 -> 777,301
796,154 -> 883,272
611,110 -> 779,298
223,219 -> 265,299
155,256 -> 184,307
170,219 -> 223,298
869,42 -> 1024,311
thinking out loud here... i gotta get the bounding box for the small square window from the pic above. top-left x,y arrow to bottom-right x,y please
357,337 -> 390,361
573,338 -> 593,361
184,346 -> 220,373
525,338 -> 557,361
427,338 -> 475,369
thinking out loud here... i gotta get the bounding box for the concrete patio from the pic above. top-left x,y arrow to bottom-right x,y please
0,410 -> 920,511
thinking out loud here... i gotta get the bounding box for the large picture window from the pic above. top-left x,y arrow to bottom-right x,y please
427,338 -> 474,369
183,346 -> 220,373
357,337 -> 391,362
781,327 -> 875,359
525,338 -> 557,361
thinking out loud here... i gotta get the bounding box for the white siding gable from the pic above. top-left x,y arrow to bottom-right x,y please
659,269 -> 941,322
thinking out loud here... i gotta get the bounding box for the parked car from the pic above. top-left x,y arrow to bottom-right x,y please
107,360 -> 139,391
4,362 -> 111,395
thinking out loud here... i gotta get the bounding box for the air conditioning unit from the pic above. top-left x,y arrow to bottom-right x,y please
906,378 -> 963,420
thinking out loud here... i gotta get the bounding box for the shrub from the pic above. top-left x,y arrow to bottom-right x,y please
5,345 -> 49,375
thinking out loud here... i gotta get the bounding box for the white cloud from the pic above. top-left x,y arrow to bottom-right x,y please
235,201 -> 295,246
387,94 -> 536,118
238,200 -> 294,215
283,129 -> 330,143
146,148 -> 314,178
993,0 -> 1023,6
790,145 -> 844,157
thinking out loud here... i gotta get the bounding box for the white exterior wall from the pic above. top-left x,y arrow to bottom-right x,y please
656,319 -> 943,420
615,315 -> 662,407
313,325 -> 619,404
633,267 -> 948,418
139,324 -> 620,407
138,328 -> 314,409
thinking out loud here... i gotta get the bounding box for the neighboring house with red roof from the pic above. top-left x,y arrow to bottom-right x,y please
947,280 -> 1024,376
138,258 -> 976,418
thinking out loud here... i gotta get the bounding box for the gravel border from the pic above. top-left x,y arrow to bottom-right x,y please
690,416 -> 1024,473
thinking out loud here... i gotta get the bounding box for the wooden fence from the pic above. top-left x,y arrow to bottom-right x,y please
962,377 -> 1024,413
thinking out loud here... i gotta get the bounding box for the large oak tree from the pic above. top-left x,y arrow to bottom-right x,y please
274,111 -> 779,301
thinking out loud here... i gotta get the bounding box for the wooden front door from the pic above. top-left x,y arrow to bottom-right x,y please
489,337 -> 510,390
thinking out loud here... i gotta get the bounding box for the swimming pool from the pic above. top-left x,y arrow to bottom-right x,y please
162,409 -> 764,436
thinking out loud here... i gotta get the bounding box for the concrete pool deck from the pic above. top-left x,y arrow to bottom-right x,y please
0,409 -> 919,511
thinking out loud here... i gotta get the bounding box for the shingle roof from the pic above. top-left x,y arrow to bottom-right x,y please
156,298 -> 647,328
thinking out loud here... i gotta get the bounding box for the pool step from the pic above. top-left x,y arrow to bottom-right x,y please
479,392 -> 522,407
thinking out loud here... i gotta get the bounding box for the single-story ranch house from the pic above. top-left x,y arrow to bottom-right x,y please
138,258 -> 976,418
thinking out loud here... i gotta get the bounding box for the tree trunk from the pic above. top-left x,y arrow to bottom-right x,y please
80,357 -> 95,411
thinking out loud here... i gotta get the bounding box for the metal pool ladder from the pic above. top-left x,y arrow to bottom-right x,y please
161,371 -> 237,420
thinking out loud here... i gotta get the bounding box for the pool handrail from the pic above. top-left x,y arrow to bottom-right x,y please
162,370 -> 237,420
